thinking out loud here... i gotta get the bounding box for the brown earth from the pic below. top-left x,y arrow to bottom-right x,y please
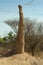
0,53 -> 43,65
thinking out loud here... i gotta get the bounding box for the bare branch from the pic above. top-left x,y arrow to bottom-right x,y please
24,0 -> 34,5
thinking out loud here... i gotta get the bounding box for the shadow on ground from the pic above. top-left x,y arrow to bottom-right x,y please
0,49 -> 18,57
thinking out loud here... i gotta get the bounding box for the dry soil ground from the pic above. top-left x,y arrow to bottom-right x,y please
0,53 -> 43,65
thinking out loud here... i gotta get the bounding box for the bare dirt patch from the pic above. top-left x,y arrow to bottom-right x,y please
0,53 -> 43,65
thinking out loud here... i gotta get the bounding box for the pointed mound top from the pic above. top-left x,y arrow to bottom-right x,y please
18,5 -> 22,10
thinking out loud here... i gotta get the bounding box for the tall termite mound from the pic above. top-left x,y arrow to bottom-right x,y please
15,5 -> 25,53
0,5 -> 25,57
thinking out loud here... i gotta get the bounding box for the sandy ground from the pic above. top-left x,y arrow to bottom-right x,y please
0,53 -> 43,65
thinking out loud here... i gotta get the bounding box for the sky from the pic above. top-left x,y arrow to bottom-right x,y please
0,0 -> 43,36
0,22 -> 13,37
